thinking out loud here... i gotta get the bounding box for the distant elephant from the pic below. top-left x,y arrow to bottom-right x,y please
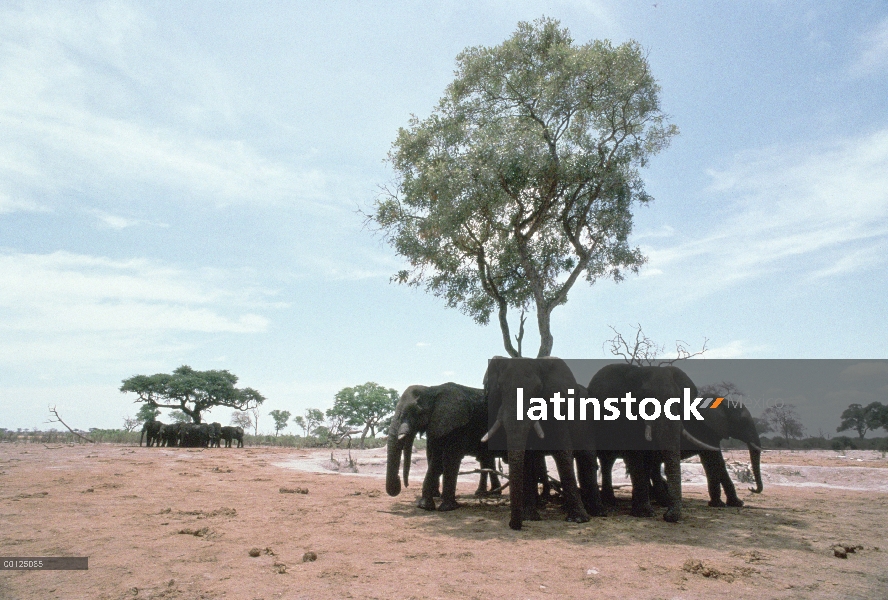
209,422 -> 222,448
234,426 -> 244,448
178,423 -> 212,447
220,426 -> 236,448
140,420 -> 164,447
386,383 -> 502,512
159,422 -> 182,447
484,357 -> 600,530
586,363 -> 719,523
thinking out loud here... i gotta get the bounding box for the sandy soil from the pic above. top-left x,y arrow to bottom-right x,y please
1,443 -> 887,600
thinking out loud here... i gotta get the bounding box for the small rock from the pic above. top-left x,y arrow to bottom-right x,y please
273,560 -> 287,574
280,487 -> 309,494
249,547 -> 261,557
833,546 -> 847,559
585,568 -> 599,576
303,551 -> 318,562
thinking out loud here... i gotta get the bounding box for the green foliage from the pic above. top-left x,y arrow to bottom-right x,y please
135,404 -> 161,424
370,17 -> 676,357
304,408 -> 325,435
269,409 -> 292,436
837,402 -> 886,438
331,383 -> 399,447
169,410 -> 191,424
120,365 -> 265,424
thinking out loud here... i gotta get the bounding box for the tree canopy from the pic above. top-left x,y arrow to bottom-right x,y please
120,365 -> 265,424
269,409 -> 292,436
331,382 -> 399,448
370,17 -> 677,357
837,402 -> 887,439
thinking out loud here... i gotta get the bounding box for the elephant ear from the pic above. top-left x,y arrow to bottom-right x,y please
422,383 -> 480,440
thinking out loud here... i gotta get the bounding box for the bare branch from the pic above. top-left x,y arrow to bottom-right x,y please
47,406 -> 95,443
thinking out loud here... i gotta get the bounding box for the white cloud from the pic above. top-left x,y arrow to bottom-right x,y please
703,340 -> 772,359
0,251 -> 270,335
642,128 -> 888,299
851,17 -> 888,77
416,342 -> 431,348
0,2 -> 327,211
90,209 -> 167,230
0,190 -> 49,214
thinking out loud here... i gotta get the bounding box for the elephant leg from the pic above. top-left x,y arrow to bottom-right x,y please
599,452 -> 618,506
625,451 -> 655,517
521,451 -> 543,521
507,447 -> 530,530
661,448 -> 683,522
551,450 -> 590,524
419,445 -> 442,511
437,446 -> 463,511
701,450 -> 743,507
648,457 -> 671,507
575,449 -> 606,517
475,452 -> 501,496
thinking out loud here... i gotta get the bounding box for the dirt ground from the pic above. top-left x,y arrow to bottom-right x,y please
1,443 -> 887,600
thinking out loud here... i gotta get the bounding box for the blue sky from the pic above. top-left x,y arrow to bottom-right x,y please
1,1 -> 886,433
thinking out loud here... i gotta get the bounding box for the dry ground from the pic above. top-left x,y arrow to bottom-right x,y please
1,443 -> 887,600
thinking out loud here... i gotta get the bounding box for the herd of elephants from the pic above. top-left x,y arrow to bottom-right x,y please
140,421 -> 244,449
140,358 -> 765,531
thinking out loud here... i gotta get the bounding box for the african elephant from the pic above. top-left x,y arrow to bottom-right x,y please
140,420 -> 165,447
159,422 -> 182,447
233,426 -> 245,448
220,426 -> 236,448
386,383 -> 502,512
178,423 -> 212,447
631,397 -> 764,507
209,422 -> 222,448
484,357 -> 601,530
586,363 -> 719,523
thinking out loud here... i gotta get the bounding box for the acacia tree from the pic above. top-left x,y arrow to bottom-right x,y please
370,18 -> 677,357
269,410 -> 292,436
837,402 -> 886,439
120,365 -> 265,424
332,383 -> 399,448
763,404 -> 805,446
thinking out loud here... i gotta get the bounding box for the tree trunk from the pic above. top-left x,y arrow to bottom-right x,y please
536,306 -> 554,358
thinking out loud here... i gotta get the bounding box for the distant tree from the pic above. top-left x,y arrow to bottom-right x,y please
763,404 -> 805,445
269,410 -> 292,436
332,383 -> 399,448
231,411 -> 253,432
369,18 -> 677,358
120,365 -> 265,424
304,408 -> 325,436
122,416 -> 139,432
292,415 -> 307,437
753,416 -> 773,435
135,404 -> 161,424
837,402 -> 886,439
323,406 -> 356,448
169,410 -> 191,424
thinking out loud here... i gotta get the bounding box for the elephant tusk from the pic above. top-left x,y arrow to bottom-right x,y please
644,424 -> 652,442
748,442 -> 762,452
682,429 -> 721,452
533,422 -> 545,439
397,422 -> 411,441
481,418 -> 502,443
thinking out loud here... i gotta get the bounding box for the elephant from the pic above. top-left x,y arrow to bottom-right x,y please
220,426 -> 236,448
159,422 -> 182,447
483,357 -> 602,530
386,382 -> 502,512
140,420 -> 164,447
209,422 -> 222,448
233,426 -> 245,448
585,363 -> 720,523
178,423 -> 212,447
605,396 -> 764,508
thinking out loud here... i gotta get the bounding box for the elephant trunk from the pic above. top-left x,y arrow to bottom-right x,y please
386,427 -> 416,497
748,441 -> 764,494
